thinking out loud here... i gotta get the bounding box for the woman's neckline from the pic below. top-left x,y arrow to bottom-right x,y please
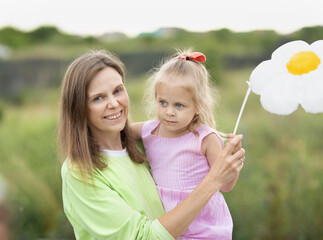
102,148 -> 127,156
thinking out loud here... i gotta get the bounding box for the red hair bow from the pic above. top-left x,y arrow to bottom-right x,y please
179,52 -> 206,62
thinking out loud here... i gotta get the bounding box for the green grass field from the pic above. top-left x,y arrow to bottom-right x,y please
0,68 -> 322,239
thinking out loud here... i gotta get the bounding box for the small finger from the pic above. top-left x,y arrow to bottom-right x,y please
232,148 -> 245,160
232,142 -> 242,154
223,135 -> 243,154
236,156 -> 245,170
239,161 -> 244,170
226,133 -> 236,138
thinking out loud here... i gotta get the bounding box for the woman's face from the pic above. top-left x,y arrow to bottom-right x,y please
86,67 -> 129,138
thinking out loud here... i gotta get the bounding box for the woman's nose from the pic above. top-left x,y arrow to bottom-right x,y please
107,96 -> 119,108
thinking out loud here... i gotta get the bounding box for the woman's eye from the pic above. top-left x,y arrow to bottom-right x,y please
176,103 -> 184,108
114,88 -> 123,94
93,96 -> 103,101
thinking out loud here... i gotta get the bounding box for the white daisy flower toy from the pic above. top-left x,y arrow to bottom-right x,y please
233,40 -> 323,134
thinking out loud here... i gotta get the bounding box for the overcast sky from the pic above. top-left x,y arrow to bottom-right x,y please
1,0 -> 323,37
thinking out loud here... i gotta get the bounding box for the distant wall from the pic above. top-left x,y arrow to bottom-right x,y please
0,59 -> 67,99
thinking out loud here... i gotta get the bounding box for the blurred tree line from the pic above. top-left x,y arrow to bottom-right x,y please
1,25 -> 323,103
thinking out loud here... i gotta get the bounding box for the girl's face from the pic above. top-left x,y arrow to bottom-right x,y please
86,67 -> 129,139
156,81 -> 199,138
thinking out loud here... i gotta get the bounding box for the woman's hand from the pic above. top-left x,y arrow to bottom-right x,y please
208,134 -> 245,189
226,133 -> 243,154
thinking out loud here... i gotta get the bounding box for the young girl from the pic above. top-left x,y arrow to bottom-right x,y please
132,50 -> 242,239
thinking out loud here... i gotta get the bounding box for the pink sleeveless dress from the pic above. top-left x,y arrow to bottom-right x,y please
142,120 -> 233,240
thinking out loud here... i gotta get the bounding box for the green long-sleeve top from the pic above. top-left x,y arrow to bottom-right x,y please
61,149 -> 174,240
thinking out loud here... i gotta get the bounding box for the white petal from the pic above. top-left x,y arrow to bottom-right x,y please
260,77 -> 299,115
300,69 -> 323,113
310,40 -> 323,58
272,40 -> 310,63
310,40 -> 323,50
249,60 -> 285,95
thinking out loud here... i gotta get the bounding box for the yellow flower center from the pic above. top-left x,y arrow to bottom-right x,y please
286,51 -> 321,75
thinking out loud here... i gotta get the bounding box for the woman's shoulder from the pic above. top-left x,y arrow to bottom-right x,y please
61,159 -> 71,174
61,159 -> 81,180
61,159 -> 94,181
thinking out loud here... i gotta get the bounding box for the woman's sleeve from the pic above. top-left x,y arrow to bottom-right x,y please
62,167 -> 174,240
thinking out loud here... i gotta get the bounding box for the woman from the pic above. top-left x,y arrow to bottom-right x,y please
58,50 -> 245,239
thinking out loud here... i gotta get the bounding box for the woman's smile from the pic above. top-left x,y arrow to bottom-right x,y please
104,110 -> 122,120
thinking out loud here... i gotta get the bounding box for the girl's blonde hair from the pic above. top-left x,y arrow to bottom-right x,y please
58,50 -> 146,180
144,49 -> 220,133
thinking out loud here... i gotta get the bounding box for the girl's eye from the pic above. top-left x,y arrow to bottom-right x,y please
176,103 -> 184,108
160,101 -> 167,106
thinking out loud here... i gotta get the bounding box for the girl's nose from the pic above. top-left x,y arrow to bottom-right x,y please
166,107 -> 175,116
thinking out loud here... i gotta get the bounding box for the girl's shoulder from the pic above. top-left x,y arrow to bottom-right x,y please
197,124 -> 224,148
142,120 -> 159,136
196,124 -> 214,134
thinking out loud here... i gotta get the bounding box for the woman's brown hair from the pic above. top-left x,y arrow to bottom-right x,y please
58,50 -> 146,179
